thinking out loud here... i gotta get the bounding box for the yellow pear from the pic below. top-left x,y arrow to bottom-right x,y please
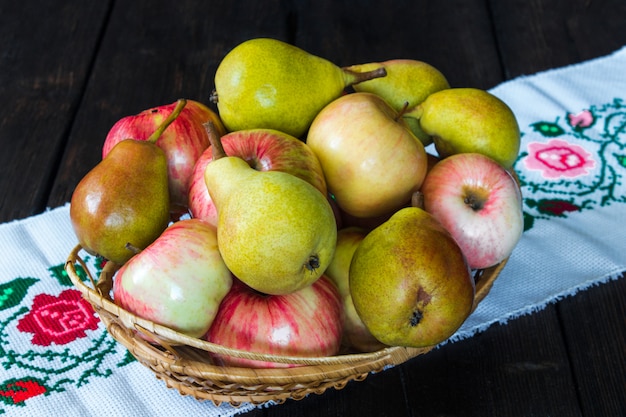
412,88 -> 520,168
203,124 -> 337,295
211,37 -> 386,138
349,206 -> 474,348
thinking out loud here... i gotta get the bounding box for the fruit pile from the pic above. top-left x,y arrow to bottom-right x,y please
69,37 -> 524,368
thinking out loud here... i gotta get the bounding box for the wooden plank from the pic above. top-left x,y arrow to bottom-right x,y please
558,275 -> 626,416
490,0 -> 626,78
260,367 -> 411,417
0,2 -> 112,222
402,311 -> 581,416
292,0 -> 503,90
47,0 -> 295,209
490,1 -> 626,415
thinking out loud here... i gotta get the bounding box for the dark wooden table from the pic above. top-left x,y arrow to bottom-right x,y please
2,1 -> 625,416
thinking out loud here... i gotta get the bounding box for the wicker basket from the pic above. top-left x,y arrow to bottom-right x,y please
65,244 -> 507,406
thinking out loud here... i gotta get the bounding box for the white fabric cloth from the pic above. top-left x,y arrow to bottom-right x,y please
454,46 -> 626,339
1,46 -> 625,416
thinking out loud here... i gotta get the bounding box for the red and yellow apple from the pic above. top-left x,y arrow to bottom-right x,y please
420,152 -> 523,269
188,128 -> 327,227
307,92 -> 428,218
112,219 -> 232,339
205,276 -> 343,368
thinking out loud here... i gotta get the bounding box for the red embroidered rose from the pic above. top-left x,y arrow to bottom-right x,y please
0,378 -> 47,405
17,289 -> 99,346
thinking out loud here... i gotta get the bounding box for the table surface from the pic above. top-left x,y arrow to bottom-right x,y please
2,1 -> 625,416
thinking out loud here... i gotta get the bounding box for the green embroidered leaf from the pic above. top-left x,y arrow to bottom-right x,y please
0,278 -> 38,311
614,153 -> 626,168
523,212 -> 535,232
530,121 -> 565,137
118,349 -> 137,367
48,262 -> 88,287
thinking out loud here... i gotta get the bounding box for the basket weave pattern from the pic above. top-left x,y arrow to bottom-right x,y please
65,244 -> 506,406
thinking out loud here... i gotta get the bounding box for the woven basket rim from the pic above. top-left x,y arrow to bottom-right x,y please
65,243 -> 507,404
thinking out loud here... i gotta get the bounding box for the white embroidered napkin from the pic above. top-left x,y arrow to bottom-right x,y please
454,45 -> 626,339
0,205 -> 256,417
1,46 -> 625,417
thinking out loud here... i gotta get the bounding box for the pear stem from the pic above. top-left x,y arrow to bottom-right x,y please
342,67 -> 387,86
411,191 -> 425,210
125,242 -> 143,255
146,98 -> 187,143
395,101 -> 410,122
204,121 -> 227,160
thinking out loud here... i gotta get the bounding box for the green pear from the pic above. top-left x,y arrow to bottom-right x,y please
70,100 -> 187,265
346,59 -> 450,146
211,37 -> 386,138
412,88 -> 520,168
325,227 -> 386,352
203,124 -> 337,295
349,206 -> 474,348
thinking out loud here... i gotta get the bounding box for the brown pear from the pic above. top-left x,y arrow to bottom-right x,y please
349,204 -> 474,348
70,99 -> 187,265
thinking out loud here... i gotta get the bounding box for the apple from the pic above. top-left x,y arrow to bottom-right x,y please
345,59 -> 451,146
420,152 -> 523,269
205,276 -> 343,368
324,227 -> 386,352
112,218 -> 232,339
188,128 -> 327,227
307,92 -> 428,218
103,99 -> 226,212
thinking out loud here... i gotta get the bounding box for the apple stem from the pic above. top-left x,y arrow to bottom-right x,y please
204,121 -> 227,160
411,191 -> 425,210
342,67 -> 387,86
464,194 -> 484,211
146,98 -> 187,143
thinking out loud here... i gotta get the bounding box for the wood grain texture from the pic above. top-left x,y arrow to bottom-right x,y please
491,0 -> 626,78
0,2 -> 111,222
0,0 -> 624,415
293,0 -> 503,89
559,276 -> 626,417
